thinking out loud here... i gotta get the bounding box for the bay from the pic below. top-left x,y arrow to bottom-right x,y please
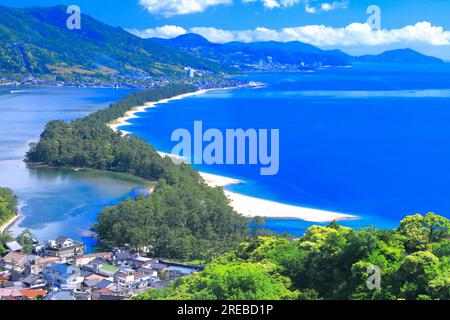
123,63 -> 450,235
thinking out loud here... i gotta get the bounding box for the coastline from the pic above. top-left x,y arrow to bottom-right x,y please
108,87 -> 239,135
107,87 -> 358,222
0,213 -> 21,234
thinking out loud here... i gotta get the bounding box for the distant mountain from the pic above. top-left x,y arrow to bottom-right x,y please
151,34 -> 445,69
150,34 -> 351,69
153,33 -> 218,48
0,6 -> 220,76
356,49 -> 444,64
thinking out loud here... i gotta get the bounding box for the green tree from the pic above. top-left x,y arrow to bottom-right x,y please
16,229 -> 35,254
135,262 -> 299,300
393,251 -> 440,299
398,213 -> 450,252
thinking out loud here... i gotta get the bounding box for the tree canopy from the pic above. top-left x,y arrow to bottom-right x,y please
0,187 -> 17,226
136,213 -> 450,300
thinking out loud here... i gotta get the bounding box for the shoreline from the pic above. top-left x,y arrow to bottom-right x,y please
107,87 -> 358,222
108,87 -> 240,135
0,212 -> 21,235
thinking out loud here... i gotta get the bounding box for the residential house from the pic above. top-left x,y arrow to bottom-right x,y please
0,252 -> 36,273
21,274 -> 46,290
83,273 -> 108,288
95,263 -> 120,277
112,251 -> 133,267
76,252 -> 111,267
0,288 -> 23,300
45,290 -> 75,301
113,270 -> 135,287
20,289 -> 46,300
93,279 -> 114,291
44,237 -> 85,260
91,288 -> 120,300
151,280 -> 171,290
149,262 -> 167,273
42,264 -> 84,290
5,241 -> 22,253
25,256 -> 61,275
167,265 -> 198,279
130,255 -> 157,269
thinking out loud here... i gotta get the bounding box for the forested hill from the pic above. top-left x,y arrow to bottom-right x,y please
136,213 -> 450,300
0,6 -> 221,76
25,85 -> 249,259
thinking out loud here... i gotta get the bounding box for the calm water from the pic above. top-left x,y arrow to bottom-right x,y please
123,63 -> 450,235
0,87 -> 143,251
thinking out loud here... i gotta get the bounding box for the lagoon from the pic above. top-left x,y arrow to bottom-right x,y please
0,87 -> 142,251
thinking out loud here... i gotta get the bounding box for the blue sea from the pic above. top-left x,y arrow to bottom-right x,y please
122,63 -> 450,234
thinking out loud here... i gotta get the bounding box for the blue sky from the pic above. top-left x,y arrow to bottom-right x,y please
2,0 -> 450,59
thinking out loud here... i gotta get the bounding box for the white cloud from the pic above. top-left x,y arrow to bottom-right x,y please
130,21 -> 450,47
242,0 -> 348,12
320,1 -> 348,12
304,5 -> 316,13
128,25 -> 187,39
139,0 -> 348,16
139,0 -> 232,16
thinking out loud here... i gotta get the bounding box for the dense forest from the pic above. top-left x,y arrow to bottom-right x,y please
135,213 -> 450,300
0,187 -> 17,226
26,84 -> 249,259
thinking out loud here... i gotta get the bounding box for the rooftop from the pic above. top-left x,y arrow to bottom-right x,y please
5,241 -> 23,252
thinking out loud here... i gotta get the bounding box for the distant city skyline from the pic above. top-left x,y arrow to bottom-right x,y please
2,0 -> 450,59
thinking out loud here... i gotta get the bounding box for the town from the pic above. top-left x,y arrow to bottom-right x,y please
0,67 -> 244,91
0,235 -> 204,300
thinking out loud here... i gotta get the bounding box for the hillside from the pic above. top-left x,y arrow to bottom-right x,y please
357,48 -> 444,64
151,34 -> 445,69
150,34 -> 351,69
0,6 -> 220,77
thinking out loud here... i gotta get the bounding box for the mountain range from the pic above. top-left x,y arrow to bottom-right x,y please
151,34 -> 351,68
0,5 -> 444,78
0,5 -> 221,77
151,33 -> 444,67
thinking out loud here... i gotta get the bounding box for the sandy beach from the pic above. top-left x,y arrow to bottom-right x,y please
108,88 -> 235,135
108,88 -> 358,222
0,214 -> 20,234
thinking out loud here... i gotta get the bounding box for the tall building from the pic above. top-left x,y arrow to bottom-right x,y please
186,67 -> 195,78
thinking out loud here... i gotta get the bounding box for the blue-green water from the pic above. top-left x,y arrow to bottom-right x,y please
123,64 -> 450,235
0,87 -> 142,251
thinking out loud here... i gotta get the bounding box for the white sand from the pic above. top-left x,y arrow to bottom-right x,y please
108,88 -> 235,135
108,88 -> 358,222
223,191 -> 355,222
0,214 -> 20,234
